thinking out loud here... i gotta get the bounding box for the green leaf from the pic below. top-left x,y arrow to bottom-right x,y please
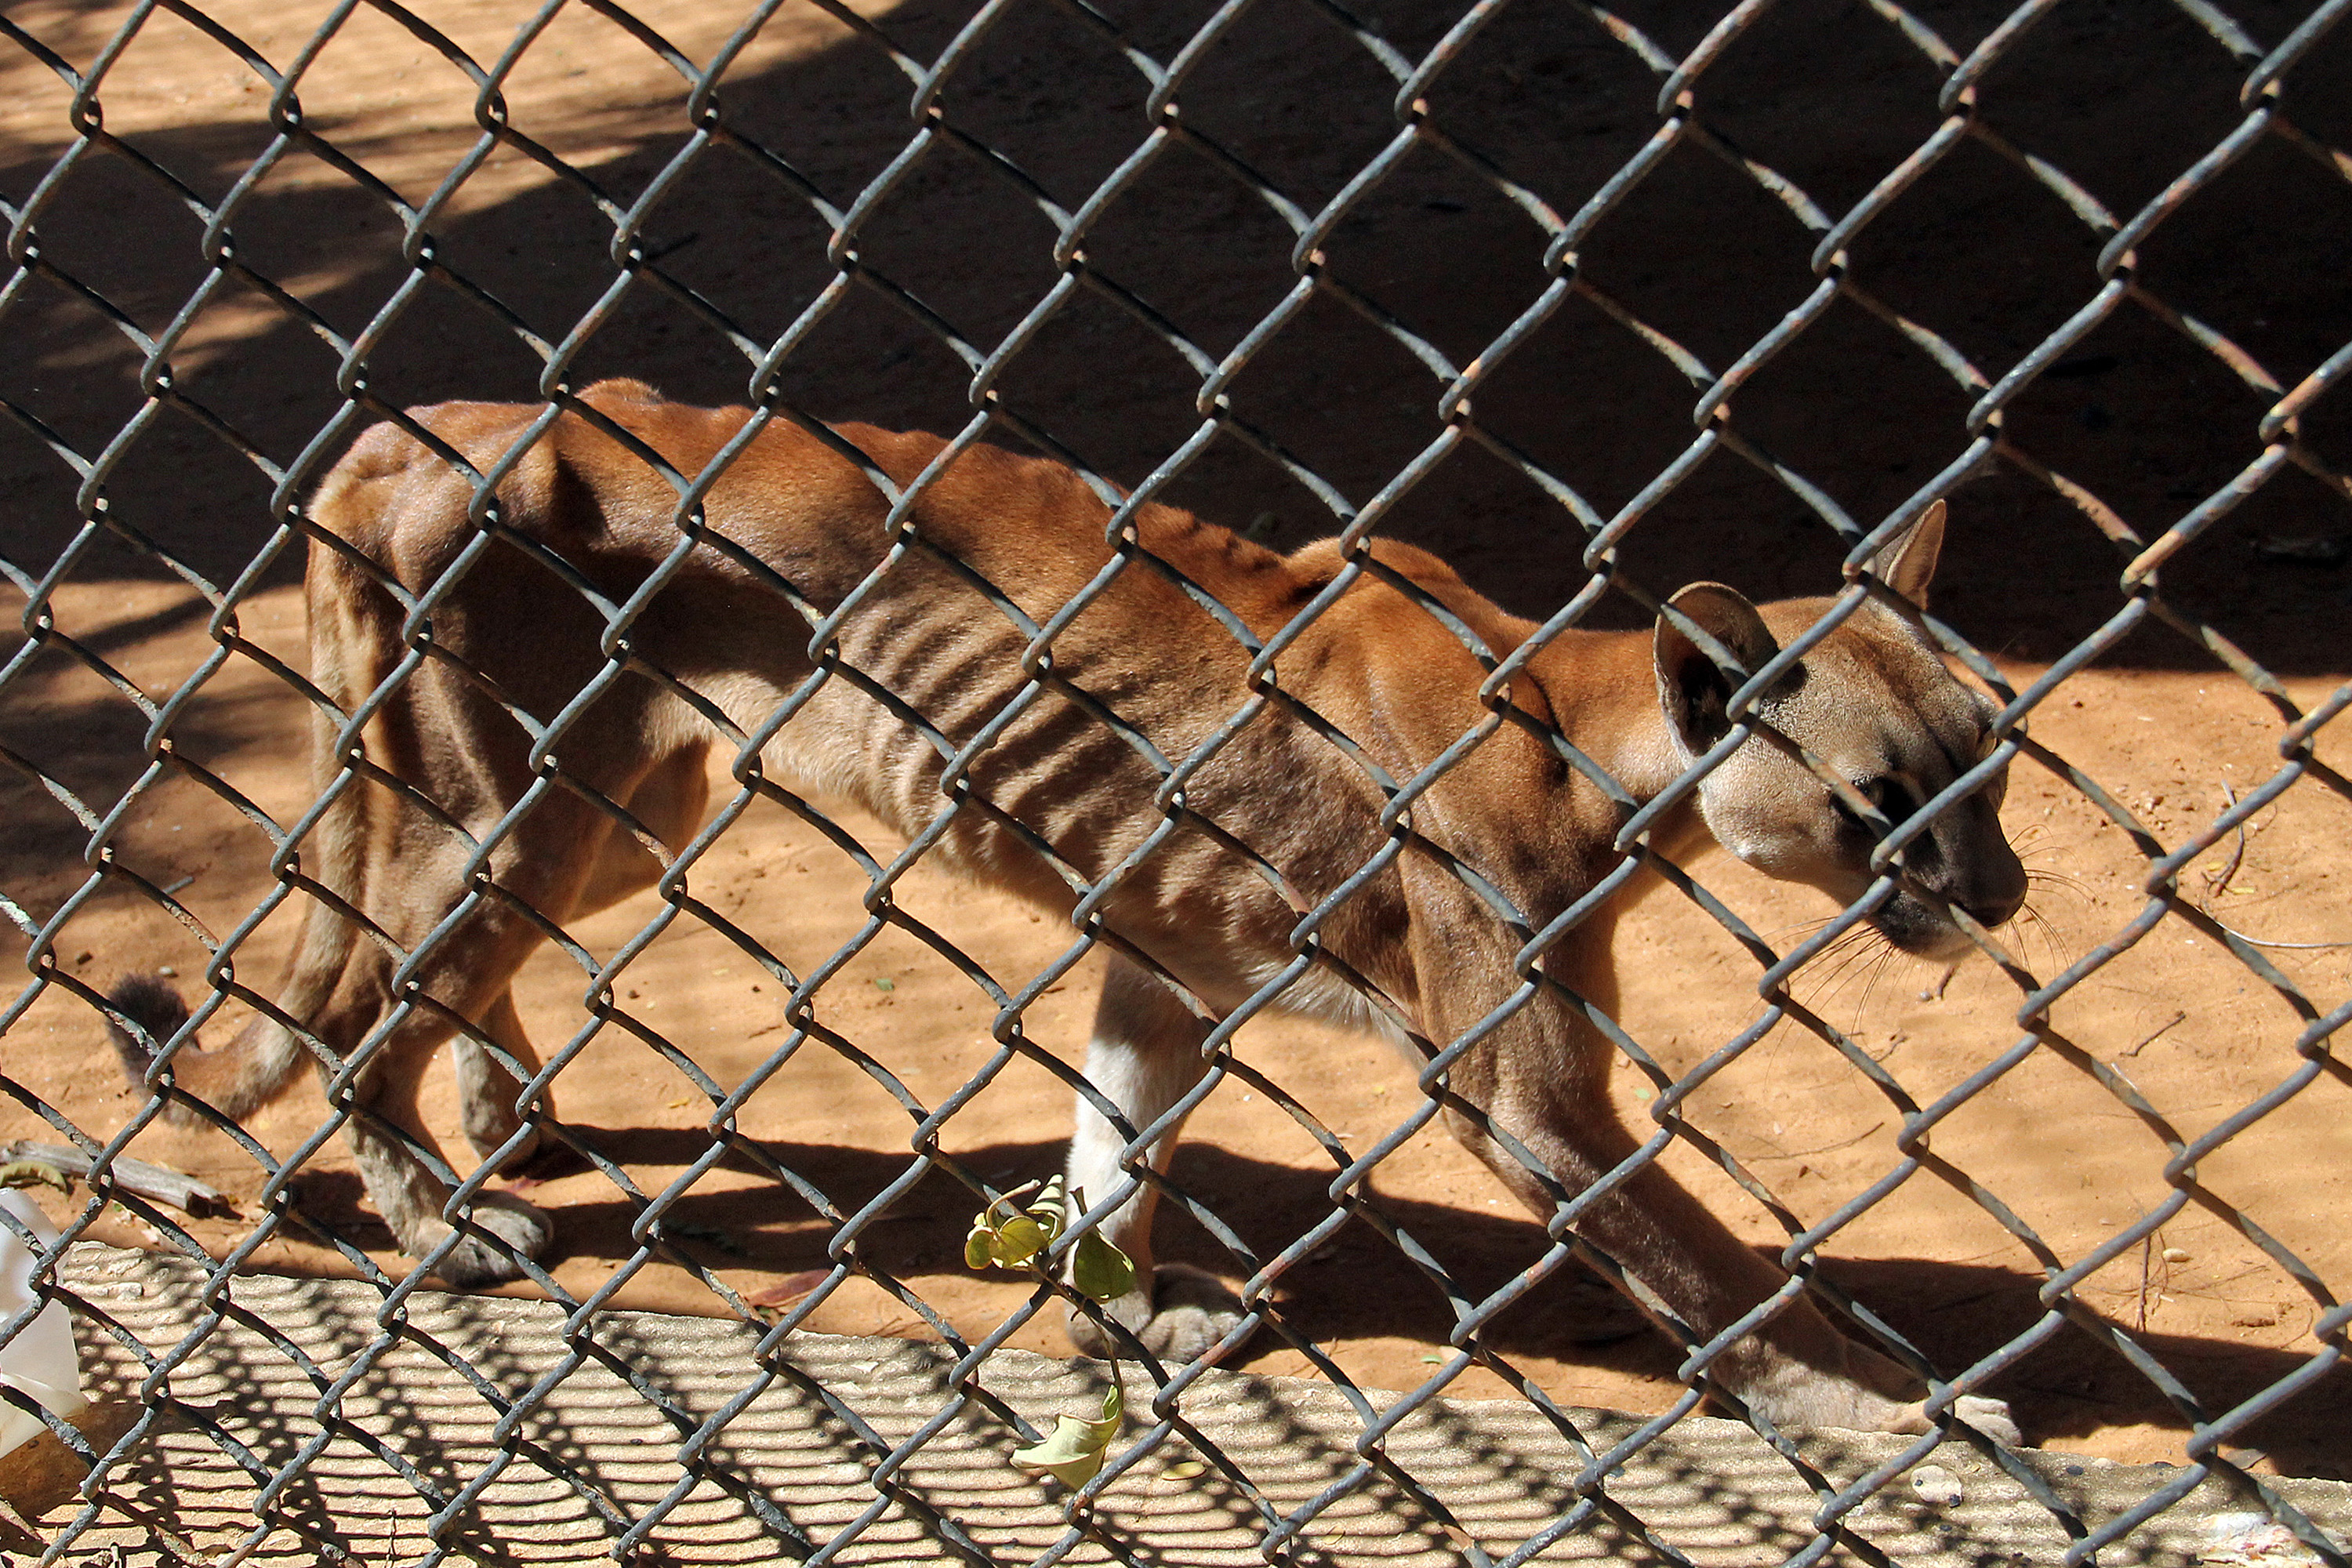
969,1176 -> 1126,1283
1011,1384 -> 1121,1488
1059,1186 -> 1134,1303
1071,1227 -> 1135,1304
0,1161 -> 68,1195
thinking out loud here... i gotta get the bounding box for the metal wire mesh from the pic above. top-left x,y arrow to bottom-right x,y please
1,0 -> 2347,1563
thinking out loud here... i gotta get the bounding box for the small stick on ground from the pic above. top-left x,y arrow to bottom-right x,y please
2200,780 -> 2247,905
0,1141 -> 232,1218
2122,1011 -> 2187,1058
2136,1232 -> 2155,1334
2187,785 -> 2351,950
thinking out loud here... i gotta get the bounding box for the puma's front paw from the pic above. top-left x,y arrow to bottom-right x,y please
1739,1340 -> 2024,1446
1065,1262 -> 1249,1364
422,1192 -> 554,1288
1848,1340 -> 2022,1446
1878,1392 -> 2021,1447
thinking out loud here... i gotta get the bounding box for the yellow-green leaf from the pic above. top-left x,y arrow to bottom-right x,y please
1022,1174 -> 1071,1243
0,1161 -> 67,1194
968,1180 -> 1051,1273
1011,1415 -> 1110,1487
1011,1385 -> 1121,1488
988,1214 -> 1048,1269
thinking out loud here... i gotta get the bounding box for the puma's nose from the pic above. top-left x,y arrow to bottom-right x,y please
1963,894 -> 2022,931
1963,849 -> 2027,930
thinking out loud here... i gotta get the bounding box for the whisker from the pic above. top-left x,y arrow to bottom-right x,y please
1805,924 -> 1879,980
2024,867 -> 2093,906
1793,950 -> 1869,1008
1986,901 -> 2060,978
1766,913 -> 1842,946
2015,828 -> 2106,901
1793,924 -> 1896,1014
1851,942 -> 1908,1031
2018,901 -> 2074,971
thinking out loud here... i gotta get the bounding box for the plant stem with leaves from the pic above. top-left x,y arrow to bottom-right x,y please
966,1175 -> 1137,1487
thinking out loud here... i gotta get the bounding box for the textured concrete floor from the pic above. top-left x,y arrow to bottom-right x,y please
2,1243 -> 2343,1566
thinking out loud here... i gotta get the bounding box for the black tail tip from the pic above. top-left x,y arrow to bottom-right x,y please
104,974 -> 191,1071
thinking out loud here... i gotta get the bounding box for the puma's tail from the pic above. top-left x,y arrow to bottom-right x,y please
105,974 -> 309,1124
107,470 -> 383,1127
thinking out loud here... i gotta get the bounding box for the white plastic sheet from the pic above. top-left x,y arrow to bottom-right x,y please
0,1190 -> 85,1460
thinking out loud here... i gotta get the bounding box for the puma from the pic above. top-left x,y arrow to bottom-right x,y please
108,379 -> 2026,1441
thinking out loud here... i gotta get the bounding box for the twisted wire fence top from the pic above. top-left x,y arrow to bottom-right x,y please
0,0 -> 2347,1565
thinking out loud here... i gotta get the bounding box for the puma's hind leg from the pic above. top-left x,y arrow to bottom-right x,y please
343,1029 -> 554,1288
283,950 -> 552,1288
297,862 -> 571,1289
1062,956 -> 1247,1364
448,750 -> 705,1185
452,989 -> 551,1175
305,765 -> 644,1286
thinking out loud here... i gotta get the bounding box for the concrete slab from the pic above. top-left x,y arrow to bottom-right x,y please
9,1244 -> 2344,1566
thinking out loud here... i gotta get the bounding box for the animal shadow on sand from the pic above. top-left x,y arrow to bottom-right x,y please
283,1120 -> 2347,1476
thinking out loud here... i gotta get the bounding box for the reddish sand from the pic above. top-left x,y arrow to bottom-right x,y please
2,0 -> 2347,1485
5,578 -> 2348,1477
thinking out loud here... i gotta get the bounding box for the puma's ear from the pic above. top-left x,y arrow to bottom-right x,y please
1654,583 -> 1780,756
1864,499 -> 1945,608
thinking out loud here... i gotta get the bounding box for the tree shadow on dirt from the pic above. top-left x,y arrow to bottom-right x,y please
0,0 -> 2346,676
0,593 -> 306,941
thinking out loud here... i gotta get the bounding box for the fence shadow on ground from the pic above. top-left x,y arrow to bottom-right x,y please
0,0 -> 2344,671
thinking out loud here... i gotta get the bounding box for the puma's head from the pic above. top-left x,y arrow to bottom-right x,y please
1653,503 -> 2027,958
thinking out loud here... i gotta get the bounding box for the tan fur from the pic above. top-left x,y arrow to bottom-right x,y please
108,379 -> 2026,1440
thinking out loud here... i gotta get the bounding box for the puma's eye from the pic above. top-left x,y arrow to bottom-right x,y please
1974,731 -> 2002,763
1835,777 -> 1915,826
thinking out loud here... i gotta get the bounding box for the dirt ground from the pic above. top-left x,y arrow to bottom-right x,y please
2,0 -> 2349,1481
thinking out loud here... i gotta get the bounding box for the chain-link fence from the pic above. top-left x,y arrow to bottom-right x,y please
2,0 -> 2348,1563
